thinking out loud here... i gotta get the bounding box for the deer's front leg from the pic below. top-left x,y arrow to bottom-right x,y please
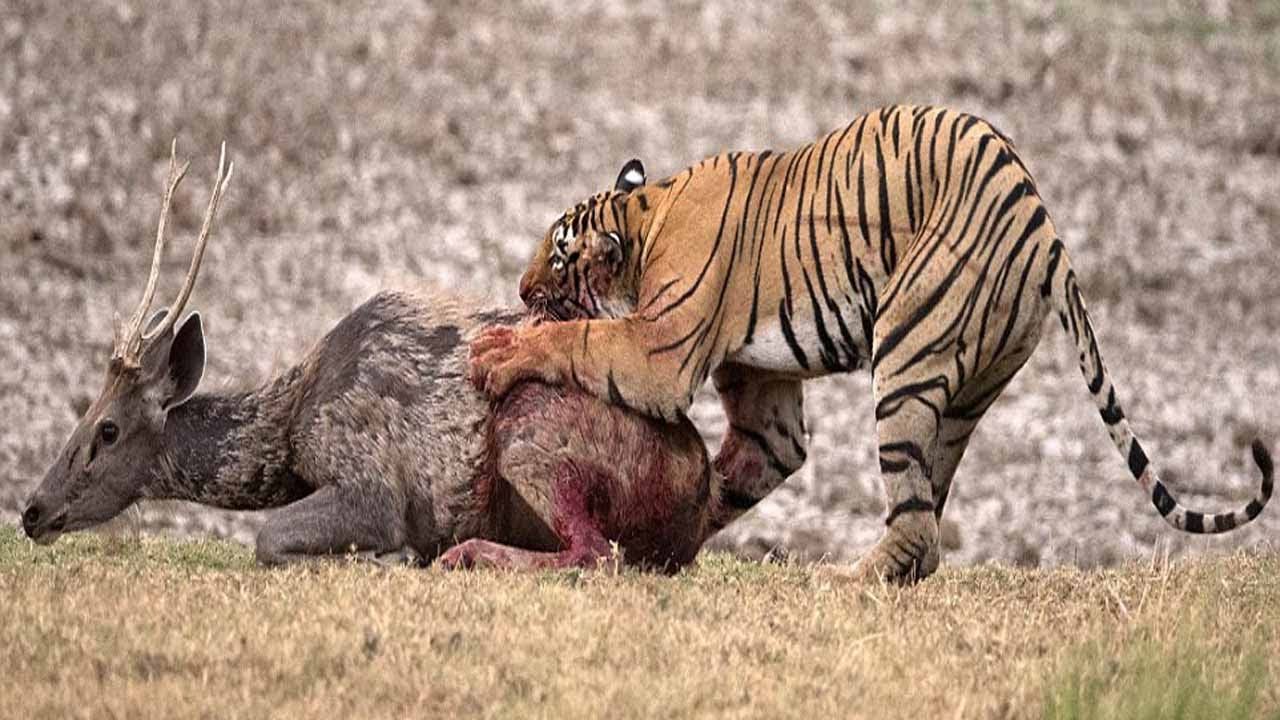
437,462 -> 616,572
436,536 -> 613,572
255,483 -> 407,566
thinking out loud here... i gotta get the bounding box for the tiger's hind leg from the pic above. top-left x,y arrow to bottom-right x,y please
930,347 -> 1038,522
833,312 -> 1042,585
929,416 -> 982,523
848,382 -> 946,584
708,364 -> 808,532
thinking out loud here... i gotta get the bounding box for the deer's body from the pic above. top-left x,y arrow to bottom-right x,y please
197,290 -> 716,568
23,145 -> 720,571
27,288 -> 719,570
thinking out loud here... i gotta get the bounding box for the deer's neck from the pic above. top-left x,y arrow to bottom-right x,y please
149,371 -> 310,510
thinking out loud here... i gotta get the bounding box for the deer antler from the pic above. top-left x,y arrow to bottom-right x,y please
112,140 -> 234,369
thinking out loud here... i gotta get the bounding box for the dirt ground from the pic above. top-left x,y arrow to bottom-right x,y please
2,1 -> 1278,569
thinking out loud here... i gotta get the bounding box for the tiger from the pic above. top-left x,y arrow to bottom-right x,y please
470,104 -> 1275,583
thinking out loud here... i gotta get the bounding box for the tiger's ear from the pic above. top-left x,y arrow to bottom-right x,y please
614,159 -> 646,193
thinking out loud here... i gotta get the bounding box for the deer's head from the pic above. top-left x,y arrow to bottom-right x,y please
23,142 -> 232,545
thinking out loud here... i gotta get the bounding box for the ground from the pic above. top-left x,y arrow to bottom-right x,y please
3,2 -> 1279,568
2,528 -> 1277,719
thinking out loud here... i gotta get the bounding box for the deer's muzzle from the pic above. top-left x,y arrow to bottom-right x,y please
21,498 -> 67,545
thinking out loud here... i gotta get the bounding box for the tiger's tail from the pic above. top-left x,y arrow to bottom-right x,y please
1041,239 -> 1273,533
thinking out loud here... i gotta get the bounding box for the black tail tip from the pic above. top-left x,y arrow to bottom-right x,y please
1251,439 -> 1274,494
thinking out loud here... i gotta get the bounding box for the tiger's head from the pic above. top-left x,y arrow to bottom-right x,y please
519,159 -> 647,321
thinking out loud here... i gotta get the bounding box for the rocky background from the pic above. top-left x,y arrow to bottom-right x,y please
3,0 -> 1278,568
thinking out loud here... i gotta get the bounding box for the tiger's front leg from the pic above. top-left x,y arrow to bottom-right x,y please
709,364 -> 809,531
469,316 -> 700,421
468,324 -> 570,396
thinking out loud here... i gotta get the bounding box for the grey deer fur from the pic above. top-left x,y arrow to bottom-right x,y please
23,143 -> 720,570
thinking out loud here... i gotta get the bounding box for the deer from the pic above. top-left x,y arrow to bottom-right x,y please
21,142 -> 725,571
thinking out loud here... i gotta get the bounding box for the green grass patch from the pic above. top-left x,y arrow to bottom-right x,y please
1045,617 -> 1276,720
0,524 -> 253,571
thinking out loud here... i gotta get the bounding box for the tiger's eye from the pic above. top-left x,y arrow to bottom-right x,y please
100,421 -> 119,446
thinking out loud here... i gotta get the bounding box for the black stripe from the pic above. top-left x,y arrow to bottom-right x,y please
1041,239 -> 1064,298
1183,511 -> 1204,533
607,371 -> 627,408
1246,499 -> 1264,520
777,300 -> 810,370
874,135 -> 897,273
1252,440 -> 1273,495
885,497 -> 935,526
648,316 -> 705,356
1128,440 -> 1149,479
1151,482 -> 1176,516
832,171 -> 859,295
800,262 -> 842,371
1214,513 -> 1237,532
1099,387 -> 1124,425
639,278 -> 681,314
875,378 -> 946,425
880,457 -> 910,474
988,245 -> 1043,363
847,115 -> 868,186
1085,339 -> 1105,395
879,441 -> 931,475
903,145 -> 917,234
856,151 -> 871,246
729,424 -> 793,479
890,106 -> 902,156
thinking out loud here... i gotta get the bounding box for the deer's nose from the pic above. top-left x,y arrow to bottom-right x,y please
21,504 -> 41,538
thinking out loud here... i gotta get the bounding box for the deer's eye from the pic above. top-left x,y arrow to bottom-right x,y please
100,421 -> 119,446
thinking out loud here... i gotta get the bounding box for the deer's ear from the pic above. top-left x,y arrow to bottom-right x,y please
164,312 -> 205,411
614,159 -> 646,193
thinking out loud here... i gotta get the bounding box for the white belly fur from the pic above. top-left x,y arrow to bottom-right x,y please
728,315 -> 864,378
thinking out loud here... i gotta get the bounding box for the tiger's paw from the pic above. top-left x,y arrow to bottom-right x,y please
856,519 -> 940,585
468,325 -> 560,398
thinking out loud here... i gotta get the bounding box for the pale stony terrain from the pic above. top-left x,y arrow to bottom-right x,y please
2,1 -> 1278,569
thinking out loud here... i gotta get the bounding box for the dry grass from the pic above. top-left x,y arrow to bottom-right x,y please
3,2 -> 1279,567
2,526 -> 1277,719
